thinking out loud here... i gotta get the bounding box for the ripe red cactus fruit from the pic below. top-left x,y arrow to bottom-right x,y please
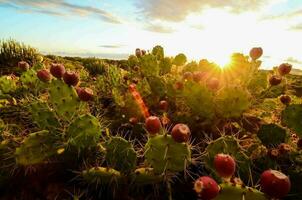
63,71 -> 79,86
193,71 -> 206,82
183,71 -> 193,81
50,63 -> 65,78
194,176 -> 220,200
145,116 -> 161,135
77,87 -> 94,101
214,153 -> 236,179
174,81 -> 184,90
279,95 -> 291,105
171,123 -> 191,143
278,63 -> 292,76
18,61 -> 30,71
135,48 -> 142,57
141,49 -> 146,56
159,100 -> 168,111
129,117 -> 138,125
37,69 -> 52,82
260,169 -> 291,199
249,47 -> 263,60
269,75 -> 282,86
206,77 -> 220,90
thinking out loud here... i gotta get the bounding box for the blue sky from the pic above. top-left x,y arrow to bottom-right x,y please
0,0 -> 302,68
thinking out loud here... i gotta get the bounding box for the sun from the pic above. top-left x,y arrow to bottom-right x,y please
210,55 -> 231,69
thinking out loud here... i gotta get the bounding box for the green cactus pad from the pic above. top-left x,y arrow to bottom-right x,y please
205,136 -> 250,176
66,114 -> 102,150
215,86 -> 251,118
257,123 -> 287,147
49,79 -> 86,120
139,54 -> 159,77
144,134 -> 191,174
20,68 -> 39,88
0,76 -> 17,94
29,101 -> 60,130
213,183 -> 268,200
103,136 -> 137,174
182,82 -> 215,119
132,167 -> 163,185
15,130 -> 58,166
281,104 -> 302,137
82,167 -> 122,185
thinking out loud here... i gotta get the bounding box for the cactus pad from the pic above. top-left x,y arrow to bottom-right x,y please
66,114 -> 102,150
103,136 -> 137,174
132,167 -> 163,185
281,104 -> 302,137
0,76 -> 17,94
82,167 -> 122,185
257,124 -> 287,147
144,134 -> 191,174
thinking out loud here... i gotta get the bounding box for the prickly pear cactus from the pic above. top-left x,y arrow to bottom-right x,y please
182,82 -> 215,119
20,68 -> 38,88
139,54 -> 159,77
66,114 -> 102,150
205,136 -> 250,176
215,86 -> 251,118
214,183 -> 268,200
15,130 -> 58,166
257,123 -> 287,147
49,79 -> 85,120
103,136 -> 137,174
144,134 -> 191,174
82,167 -> 122,185
0,76 -> 17,94
281,104 -> 302,137
29,101 -> 60,130
132,167 -> 163,185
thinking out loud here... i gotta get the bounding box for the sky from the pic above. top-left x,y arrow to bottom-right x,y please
0,0 -> 302,69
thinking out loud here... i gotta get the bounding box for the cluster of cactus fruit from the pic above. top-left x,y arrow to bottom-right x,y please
1,44 -> 302,199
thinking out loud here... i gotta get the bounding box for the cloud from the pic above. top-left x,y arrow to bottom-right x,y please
285,57 -> 302,64
0,0 -> 121,24
145,23 -> 174,33
135,0 -> 271,22
99,44 -> 125,48
261,8 -> 302,21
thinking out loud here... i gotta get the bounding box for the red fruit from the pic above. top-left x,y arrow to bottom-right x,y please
194,176 -> 220,200
141,49 -> 146,56
269,75 -> 282,86
50,63 -> 65,78
145,116 -> 161,135
77,87 -> 94,101
193,71 -> 206,82
37,69 -> 52,82
135,48 -> 142,57
159,100 -> 168,111
278,63 -> 292,76
174,81 -> 184,90
171,124 -> 190,143
207,77 -> 220,90
279,95 -> 291,105
260,169 -> 291,199
214,153 -> 236,178
129,117 -> 138,125
249,47 -> 263,60
63,71 -> 79,86
18,61 -> 30,71
183,71 -> 193,80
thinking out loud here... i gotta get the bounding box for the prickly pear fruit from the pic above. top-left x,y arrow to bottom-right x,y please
135,48 -> 142,57
279,95 -> 291,105
63,71 -> 79,86
171,123 -> 190,143
145,116 -> 161,135
183,71 -> 193,80
50,63 -> 65,78
193,71 -> 206,82
37,69 -> 52,82
278,63 -> 292,76
207,77 -> 220,90
159,100 -> 168,111
174,81 -> 184,90
260,169 -> 291,199
194,176 -> 220,200
214,153 -> 236,179
250,47 -> 263,60
77,87 -> 94,101
18,61 -> 30,71
141,49 -> 146,56
269,75 -> 282,86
